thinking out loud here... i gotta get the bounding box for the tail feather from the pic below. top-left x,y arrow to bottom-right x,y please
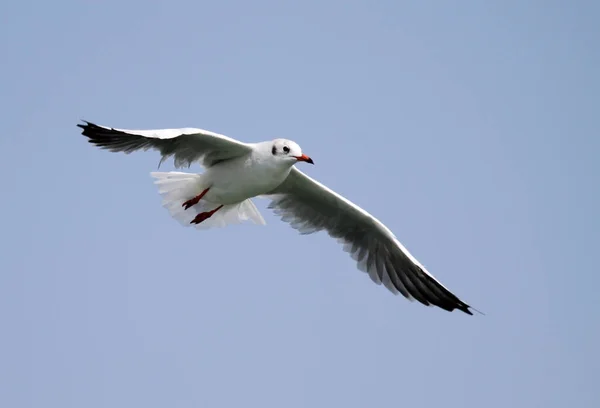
150,171 -> 266,230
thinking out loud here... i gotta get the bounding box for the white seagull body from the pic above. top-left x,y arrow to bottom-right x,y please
78,120 -> 477,315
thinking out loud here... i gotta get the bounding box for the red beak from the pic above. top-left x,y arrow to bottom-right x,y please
294,154 -> 314,164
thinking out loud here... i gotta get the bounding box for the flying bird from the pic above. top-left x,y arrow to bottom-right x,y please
78,120 -> 478,315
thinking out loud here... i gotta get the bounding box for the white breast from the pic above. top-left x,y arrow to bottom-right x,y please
203,154 -> 292,204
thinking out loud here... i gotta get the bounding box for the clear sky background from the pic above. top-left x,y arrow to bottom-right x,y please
1,1 -> 598,407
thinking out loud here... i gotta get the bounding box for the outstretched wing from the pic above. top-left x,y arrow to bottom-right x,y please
266,167 -> 475,315
78,121 -> 253,168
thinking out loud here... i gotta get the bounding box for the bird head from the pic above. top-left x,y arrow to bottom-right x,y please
270,139 -> 314,165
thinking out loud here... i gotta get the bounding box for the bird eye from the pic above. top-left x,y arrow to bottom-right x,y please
272,146 -> 277,155
283,146 -> 290,154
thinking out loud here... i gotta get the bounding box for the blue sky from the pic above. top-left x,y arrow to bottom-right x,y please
1,1 -> 598,407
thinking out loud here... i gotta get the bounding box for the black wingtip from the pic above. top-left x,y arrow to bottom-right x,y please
77,120 -> 95,135
459,306 -> 474,315
77,120 -> 112,141
468,305 -> 485,316
77,120 -> 118,149
458,303 -> 484,316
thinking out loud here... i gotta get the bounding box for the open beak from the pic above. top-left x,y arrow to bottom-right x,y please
294,154 -> 314,165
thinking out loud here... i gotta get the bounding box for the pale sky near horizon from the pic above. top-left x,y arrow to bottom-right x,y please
1,1 -> 598,407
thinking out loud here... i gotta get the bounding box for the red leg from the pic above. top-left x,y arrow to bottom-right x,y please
190,205 -> 224,225
182,188 -> 210,210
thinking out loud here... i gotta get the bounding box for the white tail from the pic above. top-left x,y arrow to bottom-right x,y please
150,171 -> 266,230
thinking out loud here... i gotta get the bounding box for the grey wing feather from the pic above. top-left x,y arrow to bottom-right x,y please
78,120 -> 253,168
266,167 -> 475,315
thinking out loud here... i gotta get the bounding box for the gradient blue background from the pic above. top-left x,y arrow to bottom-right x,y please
1,1 -> 598,407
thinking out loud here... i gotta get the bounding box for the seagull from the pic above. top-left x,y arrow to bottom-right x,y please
78,120 -> 478,315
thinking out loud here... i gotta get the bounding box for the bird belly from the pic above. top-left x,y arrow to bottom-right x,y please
203,157 -> 290,205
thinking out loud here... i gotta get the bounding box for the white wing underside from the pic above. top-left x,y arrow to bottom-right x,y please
78,121 -> 253,168
265,167 -> 474,314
